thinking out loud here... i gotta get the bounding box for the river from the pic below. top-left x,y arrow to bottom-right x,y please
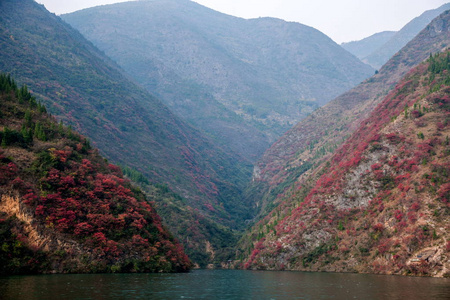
1,269 -> 449,299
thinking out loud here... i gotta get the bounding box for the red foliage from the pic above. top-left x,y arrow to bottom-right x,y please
437,183 -> 450,206
74,222 -> 94,235
411,110 -> 421,118
410,202 -> 420,211
386,133 -> 404,144
373,223 -> 384,232
0,162 -> 18,184
378,240 -> 391,254
394,210 -> 404,221
50,148 -> 72,163
4,145 -> 192,270
371,163 -> 382,171
407,211 -> 417,223
92,232 -> 107,245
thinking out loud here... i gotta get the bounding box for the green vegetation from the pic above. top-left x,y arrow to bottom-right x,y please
240,48 -> 450,275
62,0 -> 373,161
0,72 -> 191,274
302,243 -> 337,267
0,0 -> 253,267
0,217 -> 47,275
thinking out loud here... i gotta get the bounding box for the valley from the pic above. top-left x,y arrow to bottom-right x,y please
0,0 -> 449,278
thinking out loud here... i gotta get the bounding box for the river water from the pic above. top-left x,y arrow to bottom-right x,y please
1,269 -> 449,299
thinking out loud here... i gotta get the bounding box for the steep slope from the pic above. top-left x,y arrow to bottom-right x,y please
62,0 -> 374,161
0,74 -> 191,274
0,0 -> 252,267
247,10 -> 450,220
341,31 -> 396,60
240,51 -> 450,277
364,3 -> 450,69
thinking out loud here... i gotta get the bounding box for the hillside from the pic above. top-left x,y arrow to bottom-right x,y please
341,31 -> 396,60
0,74 -> 191,274
363,3 -> 450,69
0,0 -> 252,267
240,51 -> 450,277
245,10 -> 450,222
62,0 -> 374,161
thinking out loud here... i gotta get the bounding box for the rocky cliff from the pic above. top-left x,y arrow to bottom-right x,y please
240,51 -> 450,277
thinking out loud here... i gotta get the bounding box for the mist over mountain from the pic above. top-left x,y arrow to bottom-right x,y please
361,3 -> 450,69
342,31 -> 396,60
62,0 -> 374,161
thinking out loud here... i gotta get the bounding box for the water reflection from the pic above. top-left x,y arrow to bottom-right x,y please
1,270 -> 449,299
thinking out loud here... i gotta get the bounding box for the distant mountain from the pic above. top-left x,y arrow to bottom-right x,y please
62,0 -> 374,161
244,10 -> 450,221
0,0 -> 252,267
0,74 -> 191,274
241,51 -> 450,276
341,31 -> 396,60
363,3 -> 450,69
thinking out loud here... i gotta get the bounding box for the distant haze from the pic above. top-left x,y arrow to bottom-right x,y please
37,0 -> 448,43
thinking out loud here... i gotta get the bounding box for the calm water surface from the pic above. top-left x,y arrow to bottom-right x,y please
1,269 -> 449,299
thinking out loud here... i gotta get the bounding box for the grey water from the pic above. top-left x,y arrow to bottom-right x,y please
1,269 -> 449,299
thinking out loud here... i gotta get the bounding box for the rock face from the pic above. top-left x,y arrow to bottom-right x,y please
0,74 -> 191,274
240,50 -> 450,277
246,10 -> 450,221
238,12 -> 450,277
62,0 -> 374,161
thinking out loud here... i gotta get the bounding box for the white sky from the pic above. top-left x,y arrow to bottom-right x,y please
36,0 -> 449,43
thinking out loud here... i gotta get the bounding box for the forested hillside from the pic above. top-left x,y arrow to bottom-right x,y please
0,0 -> 252,268
240,51 -> 450,277
63,0 -> 374,161
0,74 -> 191,274
246,10 -> 450,223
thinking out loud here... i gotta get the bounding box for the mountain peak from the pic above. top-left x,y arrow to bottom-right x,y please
62,0 -> 374,161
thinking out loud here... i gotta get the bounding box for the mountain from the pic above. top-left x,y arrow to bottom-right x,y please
341,31 -> 396,60
245,10 -> 450,221
240,50 -> 450,277
0,0 -> 252,267
62,0 -> 374,161
0,74 -> 191,274
363,3 -> 450,69
237,11 -> 450,276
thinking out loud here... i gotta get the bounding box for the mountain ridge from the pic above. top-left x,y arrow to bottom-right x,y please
62,0 -> 374,161
362,3 -> 450,68
342,31 -> 396,60
0,0 -> 252,268
239,51 -> 450,276
246,10 -> 450,221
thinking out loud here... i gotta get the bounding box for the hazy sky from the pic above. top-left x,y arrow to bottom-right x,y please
36,0 -> 449,43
